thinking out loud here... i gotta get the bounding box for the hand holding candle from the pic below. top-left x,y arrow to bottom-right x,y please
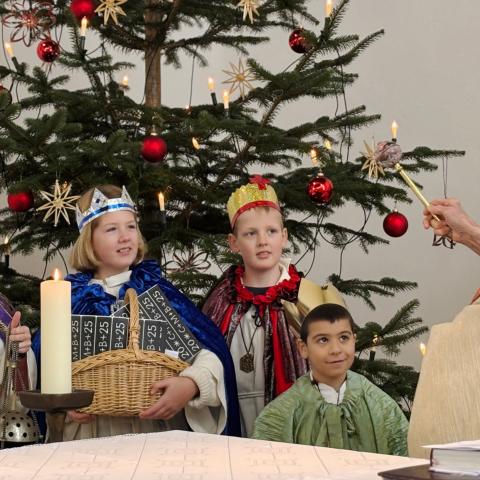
41,268 -> 72,394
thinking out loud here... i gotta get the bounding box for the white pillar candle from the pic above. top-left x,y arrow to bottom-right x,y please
41,268 -> 72,394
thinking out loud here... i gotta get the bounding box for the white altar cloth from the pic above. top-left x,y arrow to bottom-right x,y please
0,430 -> 427,480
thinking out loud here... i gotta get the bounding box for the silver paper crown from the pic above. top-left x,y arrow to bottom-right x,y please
76,186 -> 137,232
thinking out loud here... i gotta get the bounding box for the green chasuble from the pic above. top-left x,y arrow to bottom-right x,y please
252,371 -> 408,456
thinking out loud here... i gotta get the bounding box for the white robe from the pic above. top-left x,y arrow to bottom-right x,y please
230,260 -> 292,437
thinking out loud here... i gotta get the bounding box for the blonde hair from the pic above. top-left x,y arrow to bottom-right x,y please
70,184 -> 147,272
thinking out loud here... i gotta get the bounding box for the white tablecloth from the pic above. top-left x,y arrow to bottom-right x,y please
0,430 -> 427,480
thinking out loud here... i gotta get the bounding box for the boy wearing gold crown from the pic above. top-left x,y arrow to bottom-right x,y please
202,176 -> 344,437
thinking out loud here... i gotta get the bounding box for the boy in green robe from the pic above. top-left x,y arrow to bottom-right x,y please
252,303 -> 408,456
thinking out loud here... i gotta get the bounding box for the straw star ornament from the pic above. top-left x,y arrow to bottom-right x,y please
361,139 -> 384,179
237,0 -> 260,23
95,0 -> 128,25
222,58 -> 256,99
37,180 -> 80,227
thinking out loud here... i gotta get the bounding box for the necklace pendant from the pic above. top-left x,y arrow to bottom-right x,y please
240,353 -> 254,373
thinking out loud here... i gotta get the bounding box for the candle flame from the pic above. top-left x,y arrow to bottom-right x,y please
157,192 -> 165,211
419,342 -> 427,357
207,77 -> 215,92
310,148 -> 318,166
391,120 -> 398,139
53,268 -> 62,281
223,90 -> 230,109
121,75 -> 129,87
325,0 -> 333,18
372,334 -> 379,346
323,139 -> 332,150
3,236 -> 8,245
192,137 -> 201,150
80,17 -> 88,36
4,42 -> 13,58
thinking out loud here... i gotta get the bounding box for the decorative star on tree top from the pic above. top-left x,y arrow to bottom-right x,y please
37,180 -> 80,227
237,0 -> 260,24
222,58 -> 256,99
95,0 -> 128,25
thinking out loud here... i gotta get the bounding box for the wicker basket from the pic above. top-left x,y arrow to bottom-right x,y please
72,288 -> 189,416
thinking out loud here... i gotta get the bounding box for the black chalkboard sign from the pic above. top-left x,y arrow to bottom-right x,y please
71,285 -> 201,363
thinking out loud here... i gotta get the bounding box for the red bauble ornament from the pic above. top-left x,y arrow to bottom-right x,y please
141,135 -> 168,163
37,38 -> 60,63
307,175 -> 334,204
7,190 -> 34,212
383,210 -> 409,237
288,28 -> 310,54
70,0 -> 96,20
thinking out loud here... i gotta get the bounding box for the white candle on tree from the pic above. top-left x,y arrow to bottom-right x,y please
157,192 -> 165,211
41,268 -> 72,394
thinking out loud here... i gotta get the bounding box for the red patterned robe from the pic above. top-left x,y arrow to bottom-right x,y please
202,261 -> 307,436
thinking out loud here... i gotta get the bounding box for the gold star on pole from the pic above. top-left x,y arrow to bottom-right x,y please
361,139 -> 384,180
95,0 -> 128,25
237,0 -> 260,24
222,58 -> 256,99
37,180 -> 80,227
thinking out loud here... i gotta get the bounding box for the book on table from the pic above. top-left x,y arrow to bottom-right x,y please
379,440 -> 480,479
428,440 -> 480,476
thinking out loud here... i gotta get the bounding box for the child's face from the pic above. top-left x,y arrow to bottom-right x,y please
298,318 -> 355,388
92,210 -> 139,278
228,207 -> 287,277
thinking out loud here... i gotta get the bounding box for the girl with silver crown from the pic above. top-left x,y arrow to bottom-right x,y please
63,184 -> 240,440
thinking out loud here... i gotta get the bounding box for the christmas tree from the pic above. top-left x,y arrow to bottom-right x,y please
0,0 -> 464,411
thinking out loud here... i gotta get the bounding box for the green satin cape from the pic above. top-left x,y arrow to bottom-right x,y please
252,370 -> 408,456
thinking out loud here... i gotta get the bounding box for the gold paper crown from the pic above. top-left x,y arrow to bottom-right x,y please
227,175 -> 280,227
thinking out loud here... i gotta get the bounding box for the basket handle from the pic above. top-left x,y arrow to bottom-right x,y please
123,288 -> 141,355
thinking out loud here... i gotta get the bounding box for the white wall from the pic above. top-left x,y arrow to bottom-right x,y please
5,0 -> 479,370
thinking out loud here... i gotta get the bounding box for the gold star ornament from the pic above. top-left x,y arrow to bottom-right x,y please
361,139 -> 384,180
37,180 -> 80,227
95,0 -> 128,25
222,58 -> 256,99
237,0 -> 260,24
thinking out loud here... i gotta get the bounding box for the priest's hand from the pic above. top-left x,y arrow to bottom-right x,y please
10,311 -> 31,354
67,410 -> 95,424
139,377 -> 199,421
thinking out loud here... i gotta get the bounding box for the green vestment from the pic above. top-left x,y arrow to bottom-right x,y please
252,370 -> 408,456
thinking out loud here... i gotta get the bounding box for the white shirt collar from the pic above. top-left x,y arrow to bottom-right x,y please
89,270 -> 132,299
277,257 -> 292,282
310,371 -> 347,405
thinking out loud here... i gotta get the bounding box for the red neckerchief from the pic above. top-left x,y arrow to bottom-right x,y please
233,264 -> 301,317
